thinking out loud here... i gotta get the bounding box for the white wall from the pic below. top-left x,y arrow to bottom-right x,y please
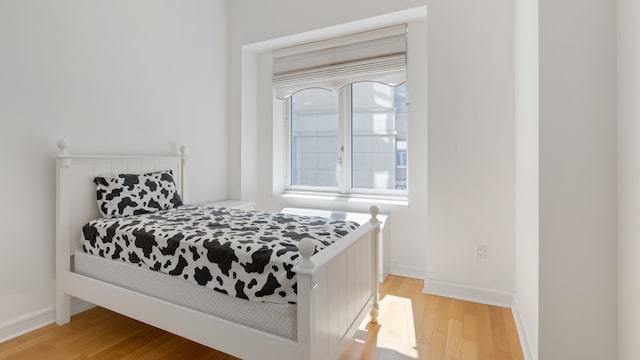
514,0 -> 539,358
424,0 -> 515,303
538,0 -> 617,359
618,0 -> 640,359
0,0 -> 228,337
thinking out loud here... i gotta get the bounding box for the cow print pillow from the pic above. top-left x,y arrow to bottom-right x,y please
94,170 -> 183,218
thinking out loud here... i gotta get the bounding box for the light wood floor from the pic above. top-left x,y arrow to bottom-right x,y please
0,276 -> 523,360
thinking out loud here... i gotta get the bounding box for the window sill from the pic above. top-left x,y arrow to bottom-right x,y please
279,190 -> 409,207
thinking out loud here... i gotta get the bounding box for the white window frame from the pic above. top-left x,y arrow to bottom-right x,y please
283,84 -> 409,200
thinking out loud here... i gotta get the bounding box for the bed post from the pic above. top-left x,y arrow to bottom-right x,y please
55,140 -> 71,325
369,205 -> 381,323
179,145 -> 188,204
296,238 -> 316,360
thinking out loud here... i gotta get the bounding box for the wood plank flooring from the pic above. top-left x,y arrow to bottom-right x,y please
0,276 -> 523,359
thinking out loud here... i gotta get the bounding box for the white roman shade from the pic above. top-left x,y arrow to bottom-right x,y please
273,24 -> 407,99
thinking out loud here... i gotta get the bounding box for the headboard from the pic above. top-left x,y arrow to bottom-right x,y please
55,140 -> 188,257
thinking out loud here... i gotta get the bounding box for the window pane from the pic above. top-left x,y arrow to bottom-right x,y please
351,82 -> 408,191
290,89 -> 339,187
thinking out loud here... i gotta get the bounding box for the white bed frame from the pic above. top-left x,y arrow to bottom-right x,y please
54,141 -> 380,360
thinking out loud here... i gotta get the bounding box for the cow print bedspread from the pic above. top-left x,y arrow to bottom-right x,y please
81,204 -> 360,304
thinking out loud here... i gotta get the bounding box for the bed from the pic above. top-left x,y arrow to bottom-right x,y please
54,140 -> 381,360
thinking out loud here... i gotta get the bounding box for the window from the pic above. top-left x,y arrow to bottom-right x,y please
289,88 -> 339,188
287,82 -> 408,196
273,24 -> 409,198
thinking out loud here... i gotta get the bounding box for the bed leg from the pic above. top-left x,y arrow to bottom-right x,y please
369,304 -> 380,324
56,291 -> 71,325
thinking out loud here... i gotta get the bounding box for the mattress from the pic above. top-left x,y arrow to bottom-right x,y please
81,204 -> 359,304
74,251 -> 298,340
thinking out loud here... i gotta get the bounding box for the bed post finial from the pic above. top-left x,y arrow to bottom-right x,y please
298,238 -> 315,270
57,139 -> 70,155
179,145 -> 188,165
369,206 -> 379,224
57,140 -> 71,168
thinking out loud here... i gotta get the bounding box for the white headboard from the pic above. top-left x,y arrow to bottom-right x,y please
55,140 -> 188,257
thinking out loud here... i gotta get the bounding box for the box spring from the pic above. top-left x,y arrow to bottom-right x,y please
74,251 -> 297,340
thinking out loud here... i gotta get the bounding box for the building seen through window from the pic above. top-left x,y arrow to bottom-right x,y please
289,82 -> 408,194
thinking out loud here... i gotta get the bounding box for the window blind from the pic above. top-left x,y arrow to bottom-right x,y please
272,24 -> 407,99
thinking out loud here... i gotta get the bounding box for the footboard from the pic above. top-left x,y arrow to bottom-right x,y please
294,206 -> 380,360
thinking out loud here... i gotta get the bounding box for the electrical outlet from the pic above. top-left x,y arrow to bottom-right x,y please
476,244 -> 487,259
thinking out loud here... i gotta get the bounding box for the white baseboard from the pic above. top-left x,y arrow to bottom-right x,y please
422,278 -> 513,308
0,307 -> 53,344
0,298 -> 94,344
388,262 -> 427,280
71,297 -> 95,315
511,295 -> 536,360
